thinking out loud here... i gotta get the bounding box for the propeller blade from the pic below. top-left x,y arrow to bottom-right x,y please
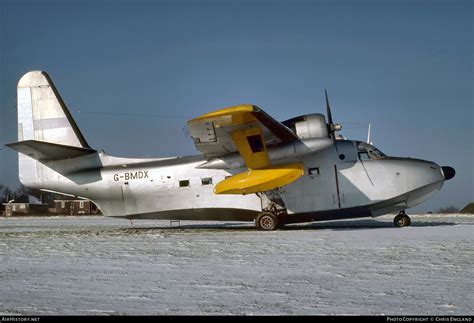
325,89 -> 335,139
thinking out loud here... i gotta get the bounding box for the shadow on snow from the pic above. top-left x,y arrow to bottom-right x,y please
120,218 -> 464,233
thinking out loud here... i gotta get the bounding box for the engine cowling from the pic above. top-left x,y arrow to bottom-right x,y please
282,113 -> 329,139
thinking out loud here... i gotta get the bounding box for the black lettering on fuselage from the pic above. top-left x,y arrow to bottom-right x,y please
113,170 -> 150,182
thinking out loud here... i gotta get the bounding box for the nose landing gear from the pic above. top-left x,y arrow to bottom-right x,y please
394,210 -> 411,228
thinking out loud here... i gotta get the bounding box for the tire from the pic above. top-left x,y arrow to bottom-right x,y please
255,212 -> 279,231
405,216 -> 411,227
394,214 -> 411,228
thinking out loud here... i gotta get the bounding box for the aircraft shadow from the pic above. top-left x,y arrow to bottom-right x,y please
119,223 -> 256,233
118,219 -> 464,233
283,220 -> 460,231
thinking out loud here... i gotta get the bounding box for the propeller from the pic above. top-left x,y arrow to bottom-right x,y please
324,89 -> 342,139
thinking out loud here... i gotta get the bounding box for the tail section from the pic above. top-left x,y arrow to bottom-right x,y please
6,140 -> 96,162
17,71 -> 89,147
11,71 -> 93,186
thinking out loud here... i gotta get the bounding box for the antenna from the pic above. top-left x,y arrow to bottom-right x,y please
367,123 -> 372,145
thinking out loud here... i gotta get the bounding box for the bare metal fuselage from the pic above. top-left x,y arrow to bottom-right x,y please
9,71 -> 454,227
21,140 -> 446,223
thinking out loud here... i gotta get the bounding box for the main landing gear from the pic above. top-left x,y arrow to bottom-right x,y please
394,210 -> 411,228
255,211 -> 285,231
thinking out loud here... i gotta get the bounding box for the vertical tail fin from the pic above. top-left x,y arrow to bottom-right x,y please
17,71 -> 90,147
15,71 -> 91,186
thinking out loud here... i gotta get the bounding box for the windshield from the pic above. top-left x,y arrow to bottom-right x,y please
357,142 -> 386,160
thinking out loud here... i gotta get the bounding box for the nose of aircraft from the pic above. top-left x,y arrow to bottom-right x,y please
441,166 -> 455,181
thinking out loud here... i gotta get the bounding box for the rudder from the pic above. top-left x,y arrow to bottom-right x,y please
17,71 -> 90,148
15,71 -> 91,186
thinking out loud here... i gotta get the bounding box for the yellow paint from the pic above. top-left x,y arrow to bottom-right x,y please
189,105 -> 303,197
231,127 -> 270,169
214,162 -> 304,195
189,104 -> 271,169
189,104 -> 256,126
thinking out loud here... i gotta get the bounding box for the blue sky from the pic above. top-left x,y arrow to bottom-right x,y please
0,0 -> 472,211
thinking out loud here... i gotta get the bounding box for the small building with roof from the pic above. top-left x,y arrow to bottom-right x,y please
2,195 -> 49,216
53,198 -> 100,215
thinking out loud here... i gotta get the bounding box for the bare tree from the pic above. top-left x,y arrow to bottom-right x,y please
0,184 -> 13,203
1,184 -> 65,206
435,205 -> 459,214
12,184 -> 31,200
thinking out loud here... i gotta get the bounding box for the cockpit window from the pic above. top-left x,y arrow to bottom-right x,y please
357,142 -> 386,160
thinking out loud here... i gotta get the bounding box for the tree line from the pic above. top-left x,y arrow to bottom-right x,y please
0,184 -> 63,206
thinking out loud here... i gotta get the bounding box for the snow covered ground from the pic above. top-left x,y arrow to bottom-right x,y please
0,214 -> 472,315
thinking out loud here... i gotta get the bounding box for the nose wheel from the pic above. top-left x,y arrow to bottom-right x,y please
394,210 -> 411,228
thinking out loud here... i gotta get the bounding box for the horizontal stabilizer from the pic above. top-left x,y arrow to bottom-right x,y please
214,162 -> 304,195
6,140 -> 96,161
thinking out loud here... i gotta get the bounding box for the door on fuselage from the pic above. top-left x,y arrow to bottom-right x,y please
279,147 -> 340,213
121,169 -> 175,216
335,140 -> 373,208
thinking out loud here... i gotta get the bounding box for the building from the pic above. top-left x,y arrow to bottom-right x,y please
53,198 -> 100,215
2,195 -> 49,216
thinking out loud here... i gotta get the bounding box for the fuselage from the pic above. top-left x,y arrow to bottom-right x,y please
10,70 -> 454,228
22,139 -> 447,223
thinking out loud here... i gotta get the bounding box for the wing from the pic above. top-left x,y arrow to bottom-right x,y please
187,105 -> 304,195
187,104 -> 297,159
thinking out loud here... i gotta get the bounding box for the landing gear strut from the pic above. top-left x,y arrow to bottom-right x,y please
394,210 -> 411,228
255,212 -> 285,231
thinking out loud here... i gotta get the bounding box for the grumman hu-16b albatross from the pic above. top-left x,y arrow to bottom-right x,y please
7,71 -> 456,230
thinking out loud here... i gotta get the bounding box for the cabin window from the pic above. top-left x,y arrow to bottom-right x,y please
247,135 -> 265,153
308,167 -> 320,176
20,204 -> 26,209
357,142 -> 386,160
179,180 -> 190,187
201,177 -> 212,185
358,152 -> 370,161
79,201 -> 84,208
61,201 -> 65,208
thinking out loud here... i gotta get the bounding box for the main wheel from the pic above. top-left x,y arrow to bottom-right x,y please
394,212 -> 411,228
255,212 -> 279,231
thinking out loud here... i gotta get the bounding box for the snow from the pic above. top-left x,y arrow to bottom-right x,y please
0,214 -> 472,315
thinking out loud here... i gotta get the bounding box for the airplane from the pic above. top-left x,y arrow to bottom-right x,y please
5,71 -> 456,230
